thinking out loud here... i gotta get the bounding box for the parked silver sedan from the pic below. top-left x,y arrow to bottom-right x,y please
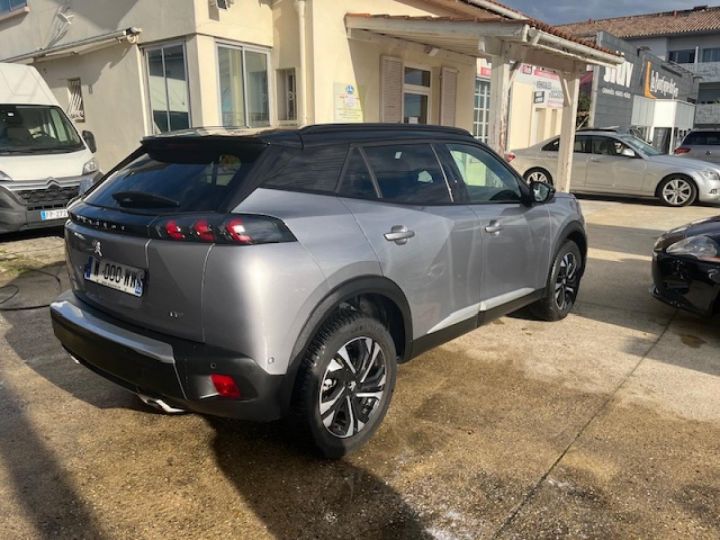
509,130 -> 720,207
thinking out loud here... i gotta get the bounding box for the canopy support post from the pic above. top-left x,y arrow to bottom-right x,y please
488,47 -> 510,155
557,72 -> 580,193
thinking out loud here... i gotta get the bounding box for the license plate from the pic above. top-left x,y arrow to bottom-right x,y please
40,209 -> 69,221
84,256 -> 145,297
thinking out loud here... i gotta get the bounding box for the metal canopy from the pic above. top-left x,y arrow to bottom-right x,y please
346,14 -> 625,192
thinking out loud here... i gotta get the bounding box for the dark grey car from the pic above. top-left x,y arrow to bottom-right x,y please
50,124 -> 587,457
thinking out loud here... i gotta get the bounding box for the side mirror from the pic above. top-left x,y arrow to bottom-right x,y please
529,180 -> 555,204
82,130 -> 97,153
620,147 -> 636,158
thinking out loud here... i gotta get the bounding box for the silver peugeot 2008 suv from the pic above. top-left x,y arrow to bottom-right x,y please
51,124 -> 587,458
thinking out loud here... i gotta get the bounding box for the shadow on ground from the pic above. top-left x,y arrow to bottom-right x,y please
209,418 -> 431,539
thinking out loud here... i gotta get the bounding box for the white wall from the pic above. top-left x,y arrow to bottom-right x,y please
33,43 -> 147,170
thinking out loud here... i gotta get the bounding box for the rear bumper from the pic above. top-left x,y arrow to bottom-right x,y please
50,290 -> 286,421
651,252 -> 720,316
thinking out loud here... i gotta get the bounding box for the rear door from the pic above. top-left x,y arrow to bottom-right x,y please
439,142 -> 551,306
67,140 -> 264,341
339,144 -> 484,338
535,136 -> 591,188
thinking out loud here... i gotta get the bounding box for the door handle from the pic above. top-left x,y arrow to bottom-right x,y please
384,225 -> 415,245
485,220 -> 502,234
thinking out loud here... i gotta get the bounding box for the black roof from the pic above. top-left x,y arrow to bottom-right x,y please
143,123 -> 474,147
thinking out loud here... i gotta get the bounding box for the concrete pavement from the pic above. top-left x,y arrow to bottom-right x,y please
0,199 -> 718,539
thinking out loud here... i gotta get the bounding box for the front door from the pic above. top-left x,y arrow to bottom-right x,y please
439,142 -> 552,310
338,144 -> 484,339
586,135 -> 647,194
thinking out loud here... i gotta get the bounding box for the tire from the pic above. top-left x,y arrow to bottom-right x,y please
657,176 -> 697,207
530,240 -> 583,322
293,310 -> 397,459
524,168 -> 553,186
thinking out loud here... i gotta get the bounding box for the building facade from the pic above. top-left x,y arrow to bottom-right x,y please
0,0 -> 483,169
559,5 -> 720,129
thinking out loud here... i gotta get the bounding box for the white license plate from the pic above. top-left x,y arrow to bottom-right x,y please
40,209 -> 69,221
84,256 -> 145,297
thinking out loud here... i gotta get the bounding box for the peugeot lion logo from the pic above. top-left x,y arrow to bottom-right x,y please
93,240 -> 102,258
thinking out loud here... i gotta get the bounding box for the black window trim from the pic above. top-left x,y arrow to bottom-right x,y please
441,141 -> 528,206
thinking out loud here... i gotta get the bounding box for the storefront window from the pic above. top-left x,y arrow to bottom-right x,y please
403,66 -> 430,125
473,78 -> 490,142
218,44 -> 270,128
145,44 -> 191,134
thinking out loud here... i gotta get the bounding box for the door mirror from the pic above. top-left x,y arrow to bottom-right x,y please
82,130 -> 97,153
620,147 -> 636,158
529,180 -> 555,204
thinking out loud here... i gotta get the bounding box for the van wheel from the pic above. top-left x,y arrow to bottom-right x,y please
530,240 -> 582,321
657,176 -> 697,207
524,168 -> 553,186
293,311 -> 397,459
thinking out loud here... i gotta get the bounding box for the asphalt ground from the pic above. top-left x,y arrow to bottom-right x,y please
0,198 -> 718,539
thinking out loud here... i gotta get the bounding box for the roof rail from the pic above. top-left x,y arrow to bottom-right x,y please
299,123 -> 471,136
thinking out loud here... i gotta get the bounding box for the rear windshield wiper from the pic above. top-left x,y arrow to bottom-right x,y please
111,191 -> 180,208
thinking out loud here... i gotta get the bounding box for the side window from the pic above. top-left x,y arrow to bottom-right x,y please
338,148 -> 377,199
575,135 -> 591,153
362,144 -> 451,204
262,144 -> 348,193
542,138 -> 559,152
446,143 -> 522,203
591,136 -> 627,157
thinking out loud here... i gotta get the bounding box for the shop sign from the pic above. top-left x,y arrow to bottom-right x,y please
644,63 -> 679,99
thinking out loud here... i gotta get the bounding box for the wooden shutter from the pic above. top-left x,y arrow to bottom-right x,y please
440,67 -> 458,126
381,56 -> 403,123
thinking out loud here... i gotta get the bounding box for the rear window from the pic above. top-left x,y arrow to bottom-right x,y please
85,142 -> 264,212
684,131 -> 720,146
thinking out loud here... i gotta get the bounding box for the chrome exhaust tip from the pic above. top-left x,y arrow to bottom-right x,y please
137,393 -> 187,414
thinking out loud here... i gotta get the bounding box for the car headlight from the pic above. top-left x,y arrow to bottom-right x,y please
666,235 -> 719,261
0,170 -> 11,182
82,158 -> 99,175
699,169 -> 720,181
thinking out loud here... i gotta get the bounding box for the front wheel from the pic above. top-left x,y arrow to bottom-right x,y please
530,240 -> 583,321
293,311 -> 397,458
658,176 -> 697,207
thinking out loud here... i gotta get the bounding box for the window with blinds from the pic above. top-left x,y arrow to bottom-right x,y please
67,78 -> 85,122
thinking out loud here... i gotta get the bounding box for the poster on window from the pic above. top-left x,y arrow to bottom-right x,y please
334,83 -> 363,122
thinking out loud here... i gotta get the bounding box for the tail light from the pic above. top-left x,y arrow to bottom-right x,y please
505,152 -> 516,163
674,147 -> 691,155
152,214 -> 296,245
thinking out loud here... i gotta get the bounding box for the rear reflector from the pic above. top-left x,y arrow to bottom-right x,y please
152,214 -> 296,245
210,374 -> 242,399
504,152 -> 516,163
674,147 -> 691,155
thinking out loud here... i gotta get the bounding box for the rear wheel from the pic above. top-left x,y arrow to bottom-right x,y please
530,240 -> 582,321
293,311 -> 397,458
658,176 -> 697,207
524,168 -> 553,186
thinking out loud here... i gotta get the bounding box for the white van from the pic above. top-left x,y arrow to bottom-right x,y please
0,63 -> 99,233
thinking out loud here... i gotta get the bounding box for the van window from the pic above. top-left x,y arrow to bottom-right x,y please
85,142 -> 264,213
684,131 -> 720,146
262,144 -> 348,193
0,105 -> 83,155
363,144 -> 451,204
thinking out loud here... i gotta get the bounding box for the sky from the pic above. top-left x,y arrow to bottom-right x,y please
503,0 -> 706,25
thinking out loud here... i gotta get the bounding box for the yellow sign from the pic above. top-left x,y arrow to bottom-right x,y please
334,83 -> 363,122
